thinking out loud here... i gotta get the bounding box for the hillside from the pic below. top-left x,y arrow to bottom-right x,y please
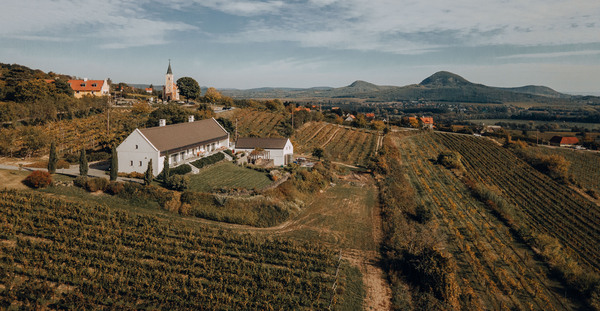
221,71 -> 600,104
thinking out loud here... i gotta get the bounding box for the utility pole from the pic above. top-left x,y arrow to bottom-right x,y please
235,118 -> 238,141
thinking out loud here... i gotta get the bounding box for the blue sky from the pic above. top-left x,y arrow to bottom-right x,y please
1,0 -> 599,93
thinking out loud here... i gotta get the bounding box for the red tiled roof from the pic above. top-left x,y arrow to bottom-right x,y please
420,117 -> 434,124
366,113 -> 375,118
550,136 -> 579,145
68,80 -> 105,92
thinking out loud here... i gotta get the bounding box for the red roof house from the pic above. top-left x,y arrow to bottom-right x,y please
68,79 -> 109,98
550,136 -> 579,147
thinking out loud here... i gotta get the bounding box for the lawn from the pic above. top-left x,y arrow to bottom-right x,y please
188,162 -> 273,192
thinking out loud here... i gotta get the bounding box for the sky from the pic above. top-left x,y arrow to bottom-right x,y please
1,0 -> 599,93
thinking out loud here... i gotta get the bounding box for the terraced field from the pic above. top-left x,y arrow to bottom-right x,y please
230,109 -> 286,137
391,133 -> 577,310
294,122 -> 380,166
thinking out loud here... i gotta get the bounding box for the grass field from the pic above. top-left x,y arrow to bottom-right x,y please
188,162 -> 272,192
468,119 -> 600,131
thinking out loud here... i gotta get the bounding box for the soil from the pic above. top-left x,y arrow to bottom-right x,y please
0,170 -> 28,190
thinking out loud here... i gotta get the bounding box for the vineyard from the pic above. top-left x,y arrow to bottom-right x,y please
527,146 -> 600,193
1,109 -> 143,156
433,133 -> 600,272
230,109 -> 286,137
293,122 -> 380,166
390,133 -> 577,310
0,189 -> 343,309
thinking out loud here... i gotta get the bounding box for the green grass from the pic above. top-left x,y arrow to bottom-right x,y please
188,162 -> 272,192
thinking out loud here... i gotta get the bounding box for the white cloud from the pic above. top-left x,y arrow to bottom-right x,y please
0,0 -> 195,49
499,50 -> 600,59
214,0 -> 600,53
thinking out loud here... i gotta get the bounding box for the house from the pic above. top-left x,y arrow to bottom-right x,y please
162,61 -> 180,101
295,107 -> 311,112
345,114 -> 356,122
550,136 -> 579,147
365,113 -> 375,119
68,78 -> 110,98
117,117 -> 229,176
408,116 -> 434,129
234,137 -> 294,166
145,88 -> 153,94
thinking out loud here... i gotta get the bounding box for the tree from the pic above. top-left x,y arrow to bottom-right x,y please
312,147 -> 325,161
144,159 -> 153,186
176,77 -> 201,102
79,148 -> 88,176
21,127 -> 48,157
162,152 -> 170,182
203,87 -> 222,104
48,141 -> 58,174
110,145 -> 118,181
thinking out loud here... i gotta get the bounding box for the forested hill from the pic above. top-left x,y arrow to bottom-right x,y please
221,71 -> 599,104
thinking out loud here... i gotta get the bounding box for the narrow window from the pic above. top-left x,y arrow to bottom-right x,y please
139,161 -> 142,166
135,145 -> 138,149
130,161 -> 133,166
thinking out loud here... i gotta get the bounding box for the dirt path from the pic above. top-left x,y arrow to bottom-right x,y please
186,173 -> 392,310
321,127 -> 341,148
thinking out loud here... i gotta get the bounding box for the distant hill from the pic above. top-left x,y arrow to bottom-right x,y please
220,71 -> 598,104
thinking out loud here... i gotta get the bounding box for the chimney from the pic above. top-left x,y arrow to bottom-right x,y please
83,78 -> 88,82
188,115 -> 194,123
159,119 -> 166,127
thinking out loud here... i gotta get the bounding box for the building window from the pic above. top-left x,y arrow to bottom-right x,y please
130,161 -> 133,166
139,161 -> 142,166
135,145 -> 138,149
92,83 -> 97,87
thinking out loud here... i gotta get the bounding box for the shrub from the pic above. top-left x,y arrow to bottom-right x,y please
158,164 -> 191,180
85,177 -> 109,192
56,160 -> 70,169
106,181 -> 125,195
190,152 -> 225,169
24,171 -> 52,188
118,172 -> 145,179
73,176 -> 88,188
88,151 -> 110,162
165,175 -> 190,191
437,151 -> 462,169
223,149 -> 235,159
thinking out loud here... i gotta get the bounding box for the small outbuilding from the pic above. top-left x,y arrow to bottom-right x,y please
234,137 -> 293,166
550,136 -> 579,147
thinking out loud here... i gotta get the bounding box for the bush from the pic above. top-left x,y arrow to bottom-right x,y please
24,171 -> 52,188
165,175 -> 190,191
223,149 -> 235,159
88,151 -> 110,162
157,164 -> 191,180
190,152 -> 225,169
106,181 -> 125,195
85,177 -> 109,192
73,176 -> 88,188
56,159 -> 70,169
118,172 -> 145,179
437,151 -> 462,169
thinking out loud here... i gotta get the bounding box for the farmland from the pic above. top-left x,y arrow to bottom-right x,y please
433,133 -> 600,272
293,122 -> 380,166
230,108 -> 286,137
188,162 -> 272,192
0,189 -> 344,310
389,133 -> 577,310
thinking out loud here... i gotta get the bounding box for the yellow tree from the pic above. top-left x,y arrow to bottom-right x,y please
203,87 -> 222,104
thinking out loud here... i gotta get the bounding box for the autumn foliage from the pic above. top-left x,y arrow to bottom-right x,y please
24,171 -> 52,188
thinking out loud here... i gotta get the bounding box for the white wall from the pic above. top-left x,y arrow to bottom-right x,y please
235,139 -> 294,166
117,129 -> 160,176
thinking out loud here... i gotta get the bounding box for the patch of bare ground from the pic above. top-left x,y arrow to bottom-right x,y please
0,169 -> 29,190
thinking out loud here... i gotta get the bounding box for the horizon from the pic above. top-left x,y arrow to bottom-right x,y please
1,1 -> 599,94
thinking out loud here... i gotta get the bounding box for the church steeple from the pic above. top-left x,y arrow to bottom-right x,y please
166,60 -> 173,75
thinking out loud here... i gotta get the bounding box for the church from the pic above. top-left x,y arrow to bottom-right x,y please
162,61 -> 180,101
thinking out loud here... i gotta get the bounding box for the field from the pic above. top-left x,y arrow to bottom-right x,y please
229,108 -> 286,137
187,162 -> 273,192
0,189 -> 344,310
433,133 -> 600,272
391,133 -> 577,310
528,146 -> 600,193
468,119 -> 600,131
293,122 -> 381,166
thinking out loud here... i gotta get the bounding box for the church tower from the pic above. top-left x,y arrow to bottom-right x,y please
163,60 -> 179,101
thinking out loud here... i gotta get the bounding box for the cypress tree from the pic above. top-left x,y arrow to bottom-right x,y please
79,148 -> 88,177
144,159 -> 153,186
110,145 -> 118,181
162,152 -> 170,182
48,141 -> 57,174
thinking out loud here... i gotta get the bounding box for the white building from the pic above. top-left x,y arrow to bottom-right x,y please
234,137 -> 293,166
117,117 -> 229,176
